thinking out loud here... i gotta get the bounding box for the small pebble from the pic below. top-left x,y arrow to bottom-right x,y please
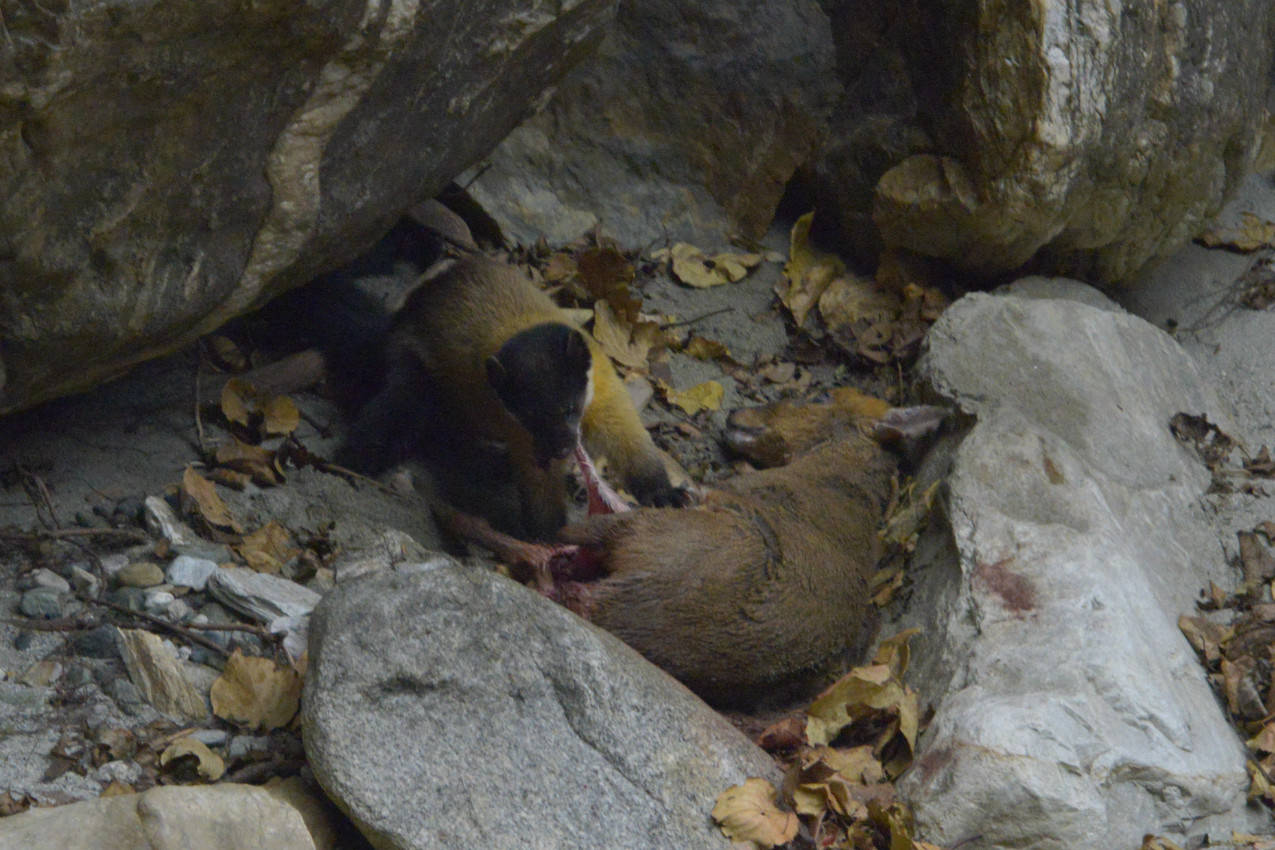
115,561 -> 165,588
19,660 -> 63,687
113,496 -> 144,525
189,729 -> 229,748
20,588 -> 72,619
62,665 -> 94,688
104,678 -> 147,715
226,735 -> 270,761
108,587 -> 148,613
70,565 -> 101,597
29,568 -> 71,593
166,555 -> 219,590
99,554 -> 128,578
72,626 -> 120,659
92,759 -> 142,785
143,589 -> 176,615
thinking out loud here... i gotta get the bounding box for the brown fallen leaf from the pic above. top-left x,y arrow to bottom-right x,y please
210,649 -> 302,730
159,736 -> 226,782
181,467 -> 243,534
220,378 -> 300,437
817,274 -> 900,331
263,395 -> 300,436
711,777 -> 799,849
576,247 -> 640,321
235,521 -> 299,574
215,439 -> 284,486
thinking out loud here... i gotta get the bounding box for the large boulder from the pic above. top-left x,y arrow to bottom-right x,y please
466,0 -> 839,248
894,280 -> 1271,847
303,563 -> 776,850
0,0 -> 616,415
817,0 -> 1275,283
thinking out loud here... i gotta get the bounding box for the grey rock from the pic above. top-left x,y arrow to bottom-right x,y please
165,555 -> 219,590
143,497 -> 198,547
1,0 -> 619,416
19,588 -> 74,620
171,543 -> 234,564
68,565 -> 100,598
71,627 -> 118,661
189,729 -> 229,748
469,0 -> 837,249
895,284 -> 1270,847
104,677 -> 147,714
107,587 -> 148,612
143,589 -> 177,615
29,568 -> 71,593
61,665 -> 94,689
115,561 -> 165,588
304,565 -> 774,850
114,628 -> 209,722
226,735 -> 271,762
90,759 -> 142,786
819,0 -> 1274,283
207,567 -> 320,623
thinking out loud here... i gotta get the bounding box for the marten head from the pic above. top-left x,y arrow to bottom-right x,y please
486,322 -> 593,468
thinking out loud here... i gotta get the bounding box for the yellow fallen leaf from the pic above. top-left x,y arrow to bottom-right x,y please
682,335 -> 732,362
159,736 -> 226,781
181,467 -> 243,533
777,212 -> 845,325
100,780 -> 134,797
591,300 -> 658,369
806,663 -> 903,746
660,242 -> 762,288
211,649 -> 302,730
220,377 -> 299,437
817,274 -> 900,330
711,777 -> 799,849
235,521 -> 299,574
263,395 -> 300,435
667,380 -> 724,416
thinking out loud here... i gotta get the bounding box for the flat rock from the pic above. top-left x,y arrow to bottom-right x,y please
206,567 -> 320,623
165,555 -> 219,590
115,628 -> 209,723
895,279 -> 1270,847
303,564 -> 775,850
0,777 -> 344,850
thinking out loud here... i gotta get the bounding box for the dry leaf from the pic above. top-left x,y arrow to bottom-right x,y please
159,736 -> 226,782
543,252 -> 578,283
181,467 -> 243,533
711,777 -> 799,849
210,649 -> 302,730
100,780 -> 134,798
591,300 -> 659,369
777,212 -> 845,326
215,440 -> 283,486
220,377 -> 299,437
263,395 -> 300,435
659,243 -> 762,288
683,335 -> 732,362
805,631 -> 922,759
817,275 -> 900,331
235,521 -> 299,574
666,380 -> 724,416
204,335 -> 249,372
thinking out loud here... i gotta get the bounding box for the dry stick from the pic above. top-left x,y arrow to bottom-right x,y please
660,306 -> 735,330
182,621 -> 270,637
16,464 -> 59,530
194,364 -> 207,457
0,527 -> 149,544
90,596 -> 230,658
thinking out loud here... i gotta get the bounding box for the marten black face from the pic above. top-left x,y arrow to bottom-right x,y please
486,323 -> 593,468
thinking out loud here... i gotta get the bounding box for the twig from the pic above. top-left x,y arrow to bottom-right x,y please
224,755 -> 304,785
89,596 -> 230,658
194,365 -> 207,457
2,614 -> 100,633
0,527 -> 149,543
660,306 -> 735,329
16,464 -> 59,530
183,621 -> 270,637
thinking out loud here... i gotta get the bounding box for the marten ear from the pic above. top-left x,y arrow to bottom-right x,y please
485,354 -> 507,391
562,328 -> 591,375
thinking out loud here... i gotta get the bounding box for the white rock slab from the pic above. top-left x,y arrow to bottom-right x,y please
898,279 -> 1269,848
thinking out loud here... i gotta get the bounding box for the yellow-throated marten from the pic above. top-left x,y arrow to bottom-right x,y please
341,256 -> 682,539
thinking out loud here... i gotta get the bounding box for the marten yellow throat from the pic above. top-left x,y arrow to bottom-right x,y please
345,256 -> 680,539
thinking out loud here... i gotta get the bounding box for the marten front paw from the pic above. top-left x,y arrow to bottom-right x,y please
630,474 -> 693,508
